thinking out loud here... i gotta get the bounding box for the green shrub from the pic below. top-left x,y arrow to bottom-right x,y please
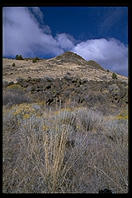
35,57 -> 39,60
32,57 -> 39,63
32,59 -> 37,63
15,54 -> 24,60
107,69 -> 109,72
12,63 -> 15,67
112,72 -> 117,79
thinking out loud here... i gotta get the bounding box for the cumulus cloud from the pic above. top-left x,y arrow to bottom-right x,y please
3,7 -> 128,76
29,7 -> 51,34
30,7 -> 44,23
3,7 -> 64,57
55,33 -> 75,50
72,38 -> 128,76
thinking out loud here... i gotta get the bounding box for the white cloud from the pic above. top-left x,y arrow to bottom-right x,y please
30,7 -> 51,34
72,38 -> 128,76
30,7 -> 44,23
3,7 -> 63,57
55,33 -> 75,50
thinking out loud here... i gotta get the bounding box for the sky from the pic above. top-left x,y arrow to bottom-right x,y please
3,7 -> 128,76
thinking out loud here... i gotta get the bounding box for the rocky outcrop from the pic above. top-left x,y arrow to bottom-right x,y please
10,75 -> 127,113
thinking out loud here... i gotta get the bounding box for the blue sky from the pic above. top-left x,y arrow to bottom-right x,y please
3,7 -> 128,76
40,7 -> 128,43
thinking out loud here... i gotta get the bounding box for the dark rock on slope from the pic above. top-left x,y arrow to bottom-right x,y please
9,75 -> 128,114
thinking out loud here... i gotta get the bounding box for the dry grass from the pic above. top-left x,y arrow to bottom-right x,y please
3,103 -> 128,193
3,84 -> 31,107
3,58 -> 128,83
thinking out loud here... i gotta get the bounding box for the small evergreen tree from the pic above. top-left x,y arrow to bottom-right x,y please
35,57 -> 39,60
32,58 -> 37,63
32,57 -> 39,63
15,54 -> 23,60
12,63 -> 15,67
112,72 -> 117,79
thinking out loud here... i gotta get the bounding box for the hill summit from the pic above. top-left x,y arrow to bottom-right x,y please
51,51 -> 105,71
56,51 -> 86,62
49,51 -> 88,65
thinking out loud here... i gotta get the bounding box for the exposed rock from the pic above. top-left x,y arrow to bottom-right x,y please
64,74 -> 73,81
4,74 -> 128,113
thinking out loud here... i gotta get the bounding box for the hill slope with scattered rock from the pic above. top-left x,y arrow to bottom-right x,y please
3,51 -> 127,83
3,51 -> 128,114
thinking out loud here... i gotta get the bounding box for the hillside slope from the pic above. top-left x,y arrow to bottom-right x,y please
3,52 -> 127,83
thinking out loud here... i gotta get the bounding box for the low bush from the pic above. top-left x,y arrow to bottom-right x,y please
3,90 -> 31,107
32,59 -> 37,63
75,108 -> 103,132
32,57 -> 39,63
3,80 -> 9,88
15,54 -> 24,60
35,57 -> 39,60
103,119 -> 128,145
112,72 -> 117,79
6,83 -> 24,90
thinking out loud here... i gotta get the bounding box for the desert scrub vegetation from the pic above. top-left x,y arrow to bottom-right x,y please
3,104 -> 128,193
6,83 -> 25,91
112,72 -> 117,79
15,54 -> 24,60
32,59 -> 37,63
12,63 -> 15,67
115,108 -> 128,120
74,108 -> 104,132
32,57 -> 39,63
3,87 -> 31,107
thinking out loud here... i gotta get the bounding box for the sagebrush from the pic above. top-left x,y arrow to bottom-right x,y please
3,103 -> 128,193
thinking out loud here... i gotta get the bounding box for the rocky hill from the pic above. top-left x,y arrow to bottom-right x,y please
3,52 -> 127,83
87,60 -> 105,71
3,52 -> 128,114
3,52 -> 128,193
50,51 -> 91,65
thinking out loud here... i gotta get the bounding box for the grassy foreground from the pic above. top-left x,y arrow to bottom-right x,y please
3,102 -> 128,193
